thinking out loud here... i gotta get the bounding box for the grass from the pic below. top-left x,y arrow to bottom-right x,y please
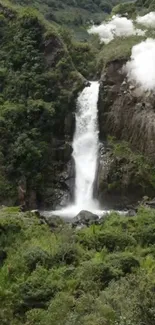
97,34 -> 145,69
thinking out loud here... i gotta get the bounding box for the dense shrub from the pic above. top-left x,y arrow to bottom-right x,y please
0,4 -> 83,205
0,207 -> 155,324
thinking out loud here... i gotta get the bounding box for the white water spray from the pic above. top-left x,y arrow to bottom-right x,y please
48,81 -> 102,218
73,81 -> 100,210
42,82 -> 125,218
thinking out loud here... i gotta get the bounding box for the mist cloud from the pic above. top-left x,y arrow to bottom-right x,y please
88,15 -> 145,44
124,38 -> 155,91
136,12 -> 155,27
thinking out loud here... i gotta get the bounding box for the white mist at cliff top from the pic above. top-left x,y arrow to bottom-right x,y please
124,38 -> 155,91
136,12 -> 155,28
88,15 -> 145,44
73,81 -> 99,210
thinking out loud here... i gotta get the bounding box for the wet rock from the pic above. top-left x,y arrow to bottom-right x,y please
145,198 -> 155,209
31,210 -> 40,218
84,80 -> 91,87
73,210 -> 99,226
129,84 -> 135,90
126,209 -> 137,217
98,213 -> 109,224
97,148 -> 148,210
40,214 -> 65,229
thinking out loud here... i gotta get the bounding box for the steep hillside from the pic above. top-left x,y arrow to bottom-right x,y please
8,0 -> 122,30
0,1 -> 86,209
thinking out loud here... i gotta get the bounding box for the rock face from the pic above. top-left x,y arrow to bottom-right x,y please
98,59 -> 155,161
73,210 -> 99,226
37,35 -> 85,210
98,150 -> 136,209
97,60 -> 155,207
145,198 -> 155,209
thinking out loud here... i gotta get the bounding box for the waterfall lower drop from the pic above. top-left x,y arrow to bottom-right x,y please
53,81 -> 103,218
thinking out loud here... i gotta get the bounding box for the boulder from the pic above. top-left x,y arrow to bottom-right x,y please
31,210 -> 40,218
41,214 -> 64,229
145,198 -> 155,209
126,209 -> 137,217
73,210 -> 99,226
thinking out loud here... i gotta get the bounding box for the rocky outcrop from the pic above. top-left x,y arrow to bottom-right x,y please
38,140 -> 75,209
97,148 -> 149,209
98,59 -> 155,161
44,35 -> 63,67
73,210 -> 99,226
98,62 -> 155,207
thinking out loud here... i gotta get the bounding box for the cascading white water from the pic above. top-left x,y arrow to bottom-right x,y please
42,81 -> 126,218
73,81 -> 100,210
45,81 -> 102,218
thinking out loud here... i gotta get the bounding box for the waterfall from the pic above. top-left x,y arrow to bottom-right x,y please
49,81 -> 102,218
42,81 -> 125,218
73,81 -> 100,210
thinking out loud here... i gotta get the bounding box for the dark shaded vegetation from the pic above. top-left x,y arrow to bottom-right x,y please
0,2 -> 87,207
0,206 -> 155,324
136,0 -> 155,11
107,139 -> 155,196
112,2 -> 136,17
8,0 -> 116,27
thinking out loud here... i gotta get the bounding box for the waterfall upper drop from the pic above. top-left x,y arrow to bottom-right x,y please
73,81 -> 100,210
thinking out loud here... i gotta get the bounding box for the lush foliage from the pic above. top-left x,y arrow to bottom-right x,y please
112,2 -> 136,17
0,3 -> 84,206
105,138 -> 155,196
97,34 -> 145,69
8,0 -> 115,27
1,206 -> 155,324
136,0 -> 155,11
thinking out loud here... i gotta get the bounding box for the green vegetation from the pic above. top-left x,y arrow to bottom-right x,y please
0,2 -> 87,206
0,0 -> 154,324
136,0 -> 155,12
8,0 -> 115,27
96,22 -> 155,70
106,139 -> 155,196
0,206 -> 155,324
112,2 -> 136,17
60,27 -> 99,78
97,34 -> 144,69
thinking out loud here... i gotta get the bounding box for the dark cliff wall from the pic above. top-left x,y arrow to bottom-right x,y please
98,59 -> 155,208
99,59 -> 155,161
